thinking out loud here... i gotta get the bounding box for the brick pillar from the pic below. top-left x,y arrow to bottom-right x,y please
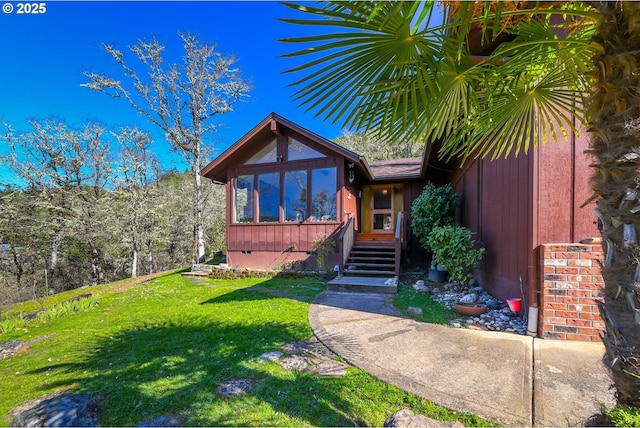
539,243 -> 605,341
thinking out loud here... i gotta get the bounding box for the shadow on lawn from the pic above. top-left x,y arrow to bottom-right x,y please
199,276 -> 328,305
26,308 -> 356,426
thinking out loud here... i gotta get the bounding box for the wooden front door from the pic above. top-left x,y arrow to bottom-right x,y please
370,186 -> 394,233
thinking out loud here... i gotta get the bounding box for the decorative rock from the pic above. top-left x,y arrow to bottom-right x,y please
458,293 -> 477,304
138,416 -> 182,427
407,306 -> 423,315
385,276 -> 399,286
10,393 -> 99,427
215,379 -> 255,398
280,354 -> 315,371
0,341 -> 25,361
258,351 -> 283,363
384,408 -> 465,428
429,282 -> 527,334
413,281 -> 429,292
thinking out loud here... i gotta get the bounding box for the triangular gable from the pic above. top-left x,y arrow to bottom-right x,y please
201,112 -> 374,183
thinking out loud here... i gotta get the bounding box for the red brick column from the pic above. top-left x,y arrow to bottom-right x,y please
539,243 -> 605,341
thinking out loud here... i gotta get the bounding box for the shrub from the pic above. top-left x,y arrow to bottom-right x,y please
410,183 -> 458,252
426,225 -> 485,284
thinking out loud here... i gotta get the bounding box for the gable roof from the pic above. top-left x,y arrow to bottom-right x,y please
201,112 -> 375,183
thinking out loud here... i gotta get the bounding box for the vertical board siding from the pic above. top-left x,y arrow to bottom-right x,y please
228,223 -> 340,253
453,154 -> 532,302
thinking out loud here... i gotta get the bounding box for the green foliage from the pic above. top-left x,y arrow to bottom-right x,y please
0,296 -> 99,335
394,285 -> 458,324
0,317 -> 26,335
426,225 -> 485,284
410,184 -> 458,252
280,1 -> 598,161
313,233 -> 336,270
606,405 -> 640,427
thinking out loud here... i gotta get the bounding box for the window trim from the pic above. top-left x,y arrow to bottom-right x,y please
231,161 -> 340,225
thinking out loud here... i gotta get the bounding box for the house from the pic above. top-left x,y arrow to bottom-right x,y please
202,112 -> 603,341
201,112 -> 429,280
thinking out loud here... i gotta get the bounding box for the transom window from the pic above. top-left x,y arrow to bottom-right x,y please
287,138 -> 325,161
244,138 -> 278,164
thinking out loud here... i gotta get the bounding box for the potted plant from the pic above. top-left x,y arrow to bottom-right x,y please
426,224 -> 485,286
428,256 -> 449,282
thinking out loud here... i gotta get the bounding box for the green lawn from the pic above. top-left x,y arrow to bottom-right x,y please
0,273 -> 492,426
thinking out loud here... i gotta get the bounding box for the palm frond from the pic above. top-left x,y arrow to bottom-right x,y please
280,0 -> 600,161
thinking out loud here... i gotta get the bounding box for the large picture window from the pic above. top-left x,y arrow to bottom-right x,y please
284,170 -> 307,222
233,166 -> 336,224
234,175 -> 254,223
258,172 -> 280,222
311,167 -> 337,222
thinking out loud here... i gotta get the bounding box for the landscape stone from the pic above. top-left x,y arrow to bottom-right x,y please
258,351 -> 283,363
280,354 -> 315,371
215,379 -> 255,398
407,306 -> 423,315
428,282 -> 528,334
0,340 -> 25,361
458,293 -> 477,304
10,393 -> 99,427
384,408 -> 465,428
412,281 -> 429,292
138,416 -> 182,427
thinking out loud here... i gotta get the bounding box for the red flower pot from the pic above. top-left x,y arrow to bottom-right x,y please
506,298 -> 522,312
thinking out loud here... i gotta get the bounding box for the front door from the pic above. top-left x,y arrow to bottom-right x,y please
371,186 -> 394,233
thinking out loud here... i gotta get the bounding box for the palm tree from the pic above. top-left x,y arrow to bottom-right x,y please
280,1 -> 640,406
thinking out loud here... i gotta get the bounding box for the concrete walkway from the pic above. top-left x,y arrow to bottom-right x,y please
309,291 -> 615,427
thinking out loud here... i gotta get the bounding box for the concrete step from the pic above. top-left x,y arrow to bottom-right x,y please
343,268 -> 395,276
327,276 -> 397,294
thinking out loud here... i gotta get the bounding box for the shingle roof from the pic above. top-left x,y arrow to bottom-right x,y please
369,157 -> 423,180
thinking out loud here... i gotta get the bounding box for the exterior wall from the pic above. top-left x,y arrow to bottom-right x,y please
539,243 -> 604,341
399,178 -> 430,264
536,128 -> 598,244
449,123 -> 599,311
451,154 -> 533,303
226,222 -> 341,270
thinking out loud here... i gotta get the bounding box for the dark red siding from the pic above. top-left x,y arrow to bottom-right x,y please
448,124 -> 598,305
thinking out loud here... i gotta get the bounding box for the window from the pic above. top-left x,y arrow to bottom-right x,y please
234,175 -> 254,223
244,138 -> 278,164
233,167 -> 336,224
258,172 -> 280,222
311,167 -> 337,222
284,170 -> 307,222
288,138 -> 325,161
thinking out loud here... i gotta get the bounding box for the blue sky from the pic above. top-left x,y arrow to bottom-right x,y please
0,1 -> 349,174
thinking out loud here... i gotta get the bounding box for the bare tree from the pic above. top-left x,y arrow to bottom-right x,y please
1,119 -> 113,285
83,32 -> 250,263
113,127 -> 161,277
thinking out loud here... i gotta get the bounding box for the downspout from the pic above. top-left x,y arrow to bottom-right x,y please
527,122 -> 541,336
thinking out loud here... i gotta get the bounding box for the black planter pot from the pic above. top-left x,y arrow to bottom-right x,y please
428,268 -> 448,283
